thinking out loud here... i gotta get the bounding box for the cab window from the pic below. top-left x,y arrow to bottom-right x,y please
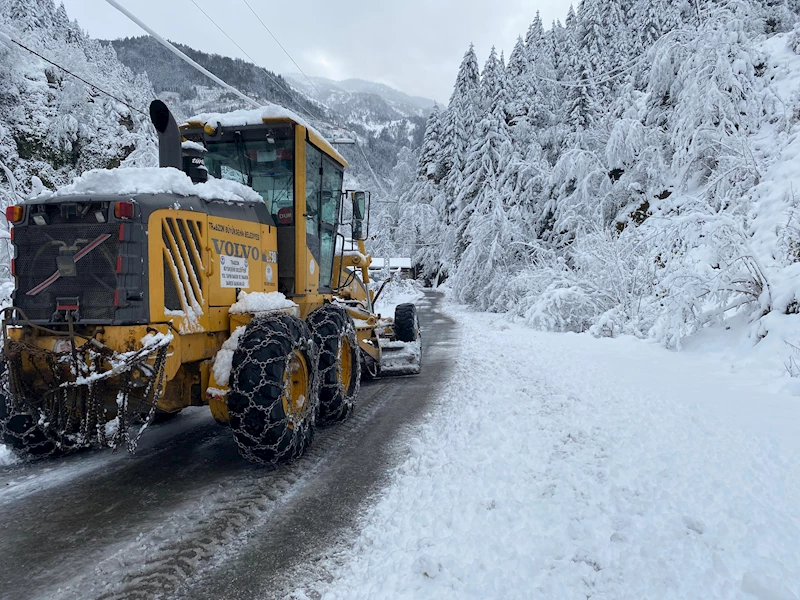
204,125 -> 295,225
320,156 -> 343,289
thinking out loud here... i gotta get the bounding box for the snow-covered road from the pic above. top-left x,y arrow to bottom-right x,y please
3,295 -> 799,600
0,291 -> 457,600
297,305 -> 800,600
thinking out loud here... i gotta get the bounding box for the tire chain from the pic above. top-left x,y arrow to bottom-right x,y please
308,303 -> 361,423
227,313 -> 321,465
0,337 -> 170,458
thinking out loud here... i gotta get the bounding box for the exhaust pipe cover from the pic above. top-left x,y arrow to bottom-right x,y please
149,99 -> 182,170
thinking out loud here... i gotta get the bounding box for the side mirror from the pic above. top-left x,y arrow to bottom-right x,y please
351,191 -> 369,240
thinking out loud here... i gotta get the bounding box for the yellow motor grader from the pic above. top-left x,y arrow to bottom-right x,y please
0,100 -> 420,464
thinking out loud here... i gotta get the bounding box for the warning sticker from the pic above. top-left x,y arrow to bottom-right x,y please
220,254 -> 249,289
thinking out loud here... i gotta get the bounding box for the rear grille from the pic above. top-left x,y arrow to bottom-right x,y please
14,223 -> 119,321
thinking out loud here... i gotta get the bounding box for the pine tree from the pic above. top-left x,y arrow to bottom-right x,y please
481,46 -> 502,113
440,44 -> 480,223
417,105 -> 443,182
451,73 -> 517,305
451,56 -> 514,264
629,0 -> 666,53
506,36 -> 528,121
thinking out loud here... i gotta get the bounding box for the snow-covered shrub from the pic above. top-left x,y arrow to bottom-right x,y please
789,22 -> 800,54
645,208 -> 772,347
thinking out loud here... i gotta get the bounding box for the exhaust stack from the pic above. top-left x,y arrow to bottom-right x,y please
149,100 -> 182,170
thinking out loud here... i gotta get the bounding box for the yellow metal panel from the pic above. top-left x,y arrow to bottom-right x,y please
207,307 -> 229,332
209,396 -> 230,423
260,224 -> 279,293
294,126 -> 309,296
356,328 -> 381,361
206,215 -> 264,306
148,210 -> 210,333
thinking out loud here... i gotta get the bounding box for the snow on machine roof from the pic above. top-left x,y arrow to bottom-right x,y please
184,105 -> 348,168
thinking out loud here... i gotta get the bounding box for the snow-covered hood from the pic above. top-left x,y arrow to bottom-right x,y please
34,167 -> 263,204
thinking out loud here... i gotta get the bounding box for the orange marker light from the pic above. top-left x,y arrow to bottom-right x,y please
5,206 -> 23,223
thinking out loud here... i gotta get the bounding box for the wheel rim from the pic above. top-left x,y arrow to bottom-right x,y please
282,350 -> 309,429
337,335 -> 353,392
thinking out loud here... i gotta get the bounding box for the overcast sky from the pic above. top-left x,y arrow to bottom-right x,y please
60,0 -> 575,104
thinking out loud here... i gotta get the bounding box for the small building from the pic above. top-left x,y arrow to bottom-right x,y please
368,257 -> 416,280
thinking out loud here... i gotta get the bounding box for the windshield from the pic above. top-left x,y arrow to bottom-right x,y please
203,125 -> 295,225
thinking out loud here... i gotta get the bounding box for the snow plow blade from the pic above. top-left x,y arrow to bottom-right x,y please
378,339 -> 421,376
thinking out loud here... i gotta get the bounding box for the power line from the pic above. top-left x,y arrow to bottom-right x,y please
356,141 -> 388,197
2,35 -> 148,116
239,0 -> 321,98
533,27 -> 689,89
103,0 -> 260,108
186,0 -> 318,122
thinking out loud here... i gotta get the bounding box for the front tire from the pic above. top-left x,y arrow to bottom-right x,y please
308,304 -> 360,424
227,313 -> 319,465
394,303 -> 419,342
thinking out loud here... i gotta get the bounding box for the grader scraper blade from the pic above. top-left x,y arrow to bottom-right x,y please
378,338 -> 421,376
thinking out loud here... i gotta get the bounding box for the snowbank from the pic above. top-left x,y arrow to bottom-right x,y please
36,167 -> 263,204
307,308 -> 800,599
229,291 -> 298,315
0,444 -> 19,466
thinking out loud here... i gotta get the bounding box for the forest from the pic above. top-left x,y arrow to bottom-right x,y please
393,0 -> 800,346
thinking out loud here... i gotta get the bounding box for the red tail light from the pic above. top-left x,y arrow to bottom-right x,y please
114,290 -> 120,307
5,205 -> 23,223
10,258 -> 15,276
116,256 -> 123,274
119,224 -> 125,241
114,201 -> 134,219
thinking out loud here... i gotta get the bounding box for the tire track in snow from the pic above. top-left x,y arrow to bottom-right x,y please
86,380 -> 404,600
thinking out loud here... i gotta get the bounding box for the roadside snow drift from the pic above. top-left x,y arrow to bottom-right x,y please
310,307 -> 800,600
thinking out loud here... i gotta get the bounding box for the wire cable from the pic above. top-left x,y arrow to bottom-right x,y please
356,141 -> 388,197
239,0 -> 322,98
103,0 -> 260,108
531,27 -> 690,89
187,0 -> 318,121
3,36 -> 148,116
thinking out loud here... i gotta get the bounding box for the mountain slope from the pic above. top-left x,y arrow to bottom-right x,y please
108,36 -> 323,123
0,1 -> 155,198
283,73 -> 436,118
107,36 -> 427,189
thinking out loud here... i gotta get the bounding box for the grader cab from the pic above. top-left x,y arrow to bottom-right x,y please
0,100 -> 420,464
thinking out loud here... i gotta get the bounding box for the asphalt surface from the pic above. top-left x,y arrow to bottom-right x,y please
0,290 -> 457,600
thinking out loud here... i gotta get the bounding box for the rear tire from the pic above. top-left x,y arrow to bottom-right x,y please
394,303 -> 419,342
308,304 -> 360,423
0,359 -> 61,458
227,313 -> 319,465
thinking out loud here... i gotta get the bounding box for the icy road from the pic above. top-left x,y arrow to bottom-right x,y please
3,291 -> 800,600
0,291 -> 457,600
